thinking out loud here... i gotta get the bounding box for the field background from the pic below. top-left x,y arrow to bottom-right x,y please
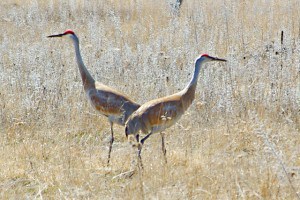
0,0 -> 299,199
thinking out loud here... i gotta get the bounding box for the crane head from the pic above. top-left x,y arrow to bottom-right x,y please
47,29 -> 76,38
197,54 -> 227,63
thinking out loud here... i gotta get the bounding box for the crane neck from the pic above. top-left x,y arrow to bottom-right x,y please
184,59 -> 203,93
180,59 -> 203,110
72,34 -> 95,91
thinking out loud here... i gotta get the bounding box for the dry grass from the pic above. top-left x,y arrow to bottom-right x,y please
0,0 -> 299,199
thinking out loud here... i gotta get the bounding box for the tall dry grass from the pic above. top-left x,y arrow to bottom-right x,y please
0,0 -> 299,199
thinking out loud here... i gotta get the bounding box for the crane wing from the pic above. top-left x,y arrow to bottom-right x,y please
87,83 -> 134,114
136,95 -> 184,133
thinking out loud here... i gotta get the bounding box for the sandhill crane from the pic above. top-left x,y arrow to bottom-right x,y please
125,54 -> 226,165
48,30 -> 140,165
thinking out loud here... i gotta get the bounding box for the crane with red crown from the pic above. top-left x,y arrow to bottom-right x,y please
48,30 -> 140,166
125,54 -> 226,167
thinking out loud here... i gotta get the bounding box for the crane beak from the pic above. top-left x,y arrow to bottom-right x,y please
47,33 -> 65,38
211,56 -> 227,62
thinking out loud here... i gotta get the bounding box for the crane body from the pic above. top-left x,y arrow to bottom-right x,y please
125,54 -> 226,164
48,30 -> 140,165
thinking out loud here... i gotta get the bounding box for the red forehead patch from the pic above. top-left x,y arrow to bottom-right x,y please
201,53 -> 209,57
63,29 -> 75,35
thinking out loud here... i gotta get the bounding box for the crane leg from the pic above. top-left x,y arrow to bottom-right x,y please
160,132 -> 167,163
136,131 -> 153,169
140,131 -> 153,145
137,142 -> 143,169
107,121 -> 114,166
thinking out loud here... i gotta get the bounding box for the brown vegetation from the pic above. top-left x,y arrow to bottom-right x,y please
0,0 -> 299,199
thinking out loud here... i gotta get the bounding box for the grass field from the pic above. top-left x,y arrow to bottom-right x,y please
0,0 -> 299,199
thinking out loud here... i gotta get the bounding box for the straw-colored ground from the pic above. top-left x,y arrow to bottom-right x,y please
0,0 -> 299,199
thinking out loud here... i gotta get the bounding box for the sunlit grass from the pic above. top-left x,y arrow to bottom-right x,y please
0,0 -> 299,199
